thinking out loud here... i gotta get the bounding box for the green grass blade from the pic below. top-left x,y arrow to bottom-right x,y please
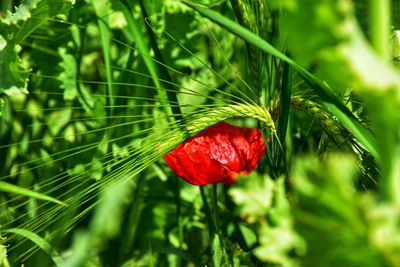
116,1 -> 174,121
92,0 -> 114,116
369,0 -> 391,61
276,61 -> 292,173
139,0 -> 183,123
2,228 -> 63,267
0,181 -> 67,206
184,1 -> 378,160
120,174 -> 146,256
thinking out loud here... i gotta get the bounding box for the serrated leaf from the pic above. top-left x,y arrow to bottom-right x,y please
0,38 -> 29,94
230,173 -> 305,265
229,173 -> 274,223
0,0 -> 41,25
58,47 -> 78,100
0,0 -> 74,94
254,223 -> 303,267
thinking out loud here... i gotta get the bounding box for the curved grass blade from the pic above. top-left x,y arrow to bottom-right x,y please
184,1 -> 379,160
2,228 -> 63,267
0,181 -> 67,207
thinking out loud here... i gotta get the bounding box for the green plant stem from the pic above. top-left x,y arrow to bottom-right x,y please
210,185 -> 229,265
276,61 -> 292,174
200,186 -> 215,238
138,0 -> 183,124
211,185 -> 220,230
369,0 -> 391,62
200,185 -> 229,265
375,124 -> 400,207
368,0 -> 400,206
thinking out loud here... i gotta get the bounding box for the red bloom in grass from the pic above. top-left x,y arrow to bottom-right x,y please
163,122 -> 266,186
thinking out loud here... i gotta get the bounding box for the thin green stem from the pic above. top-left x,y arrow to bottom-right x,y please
200,185 -> 229,265
116,1 -> 173,122
211,185 -> 229,265
369,0 -> 400,206
372,119 -> 400,207
200,186 -> 214,238
211,185 -> 220,233
92,1 -> 114,118
369,0 -> 392,62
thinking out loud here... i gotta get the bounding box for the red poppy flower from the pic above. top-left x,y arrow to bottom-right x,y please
163,122 -> 266,186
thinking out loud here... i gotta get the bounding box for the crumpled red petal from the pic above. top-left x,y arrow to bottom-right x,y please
163,122 -> 266,186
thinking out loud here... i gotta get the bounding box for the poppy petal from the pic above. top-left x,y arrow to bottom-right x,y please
163,122 -> 266,185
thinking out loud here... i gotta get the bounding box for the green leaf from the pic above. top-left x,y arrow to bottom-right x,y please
58,47 -> 78,100
211,234 -> 222,267
237,224 -> 257,248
